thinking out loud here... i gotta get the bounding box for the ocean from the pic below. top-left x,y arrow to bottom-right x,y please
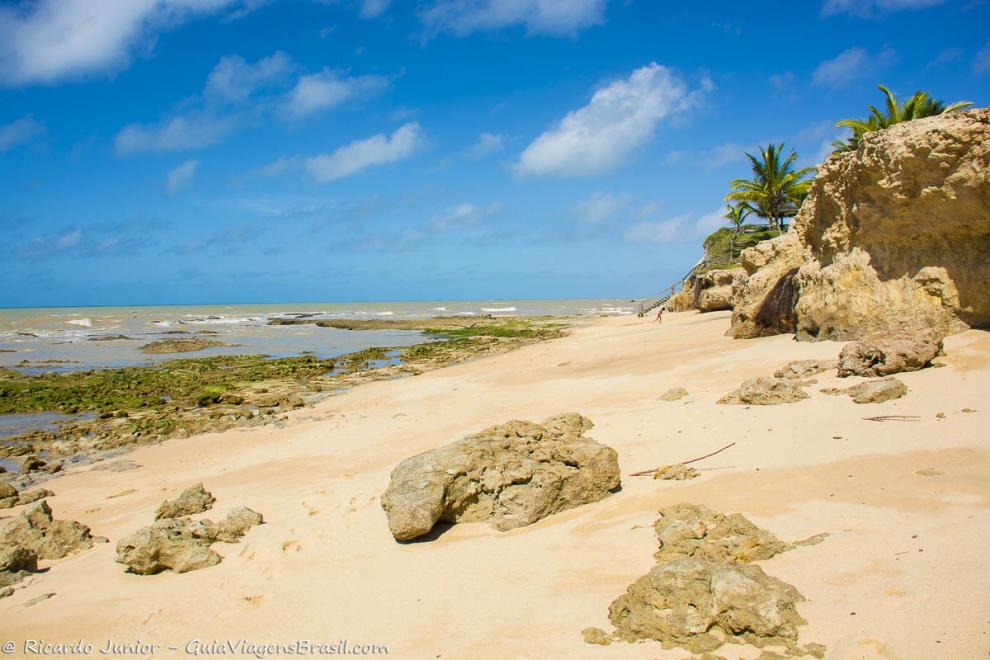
0,298 -> 636,373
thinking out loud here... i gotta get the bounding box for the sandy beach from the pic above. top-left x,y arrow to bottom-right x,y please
4,310 -> 989,659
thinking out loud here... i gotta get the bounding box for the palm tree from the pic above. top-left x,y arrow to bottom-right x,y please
832,85 -> 973,153
723,203 -> 750,260
725,143 -> 815,234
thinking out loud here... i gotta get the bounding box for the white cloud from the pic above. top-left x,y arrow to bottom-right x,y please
166,159 -> 199,194
693,208 -> 726,237
469,132 -> 507,158
204,51 -> 293,103
359,0 -> 391,17
0,0 -> 249,87
573,191 -> 629,223
974,40 -> 990,76
116,113 -> 236,155
516,63 -> 702,177
280,69 -> 390,119
623,215 -> 689,244
821,0 -> 947,17
419,0 -> 607,38
700,142 -> 752,168
927,47 -> 962,69
304,122 -> 426,181
812,46 -> 896,87
17,228 -> 83,258
431,201 -> 502,230
0,114 -> 45,152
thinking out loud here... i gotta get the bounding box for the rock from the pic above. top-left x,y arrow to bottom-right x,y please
837,332 -> 943,377
0,545 -> 38,573
19,455 -> 46,474
138,338 -> 235,354
0,483 -> 17,508
698,286 -> 734,313
380,413 -> 620,541
653,464 -> 699,481
115,508 -> 263,575
665,289 -> 695,312
154,483 -> 216,520
668,268 -> 747,313
773,359 -> 837,379
659,387 -> 688,401
827,378 -> 908,404
718,377 -> 810,406
581,627 -> 612,646
793,109 -> 990,340
91,460 -> 141,472
608,558 -> 806,654
729,232 -> 804,338
0,500 -> 104,561
0,486 -> 55,509
652,504 -> 792,564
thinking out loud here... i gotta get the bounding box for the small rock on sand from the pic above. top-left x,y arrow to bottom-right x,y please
824,378 -> 908,404
774,359 -> 837,379
155,482 -> 216,520
718,377 -> 810,406
653,464 -> 699,480
581,627 -> 612,645
659,387 -> 688,401
91,460 -> 142,472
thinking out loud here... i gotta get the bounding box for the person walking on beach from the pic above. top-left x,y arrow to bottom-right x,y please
654,306 -> 664,324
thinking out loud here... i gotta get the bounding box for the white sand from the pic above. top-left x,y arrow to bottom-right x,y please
4,311 -> 989,659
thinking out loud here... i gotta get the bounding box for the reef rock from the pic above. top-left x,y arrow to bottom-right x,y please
659,387 -> 689,402
794,109 -> 990,340
155,482 -> 216,520
116,507 -> 263,575
824,378 -> 908,404
773,359 -> 837,380
718,377 -> 810,406
652,504 -> 792,564
837,332 -> 943,377
728,233 -> 804,338
653,464 -> 699,481
0,500 -> 104,561
380,413 -> 620,541
0,484 -> 54,509
608,557 -> 807,653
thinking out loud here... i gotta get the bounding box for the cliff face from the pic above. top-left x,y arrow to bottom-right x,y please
668,267 -> 747,313
729,108 -> 990,341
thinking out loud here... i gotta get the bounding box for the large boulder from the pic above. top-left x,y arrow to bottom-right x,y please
837,331 -> 943,377
793,109 -> 989,340
667,268 -> 747,313
728,232 -> 804,338
0,500 -> 104,561
380,413 -> 620,541
115,507 -> 263,575
155,482 -> 215,520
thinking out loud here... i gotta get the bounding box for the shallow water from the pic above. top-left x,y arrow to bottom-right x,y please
0,411 -> 97,440
0,298 -> 634,373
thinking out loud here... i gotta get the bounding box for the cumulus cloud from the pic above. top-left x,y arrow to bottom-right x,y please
304,122 -> 426,181
419,0 -> 607,38
116,113 -> 236,155
623,207 -> 724,244
166,159 -> 199,194
204,51 -> 293,103
516,63 -> 704,177
812,46 -> 896,87
821,0 -> 947,17
280,69 -> 390,119
0,0 -> 254,87
0,114 -> 45,152
469,132 -> 507,158
573,191 -> 629,223
431,201 -> 503,230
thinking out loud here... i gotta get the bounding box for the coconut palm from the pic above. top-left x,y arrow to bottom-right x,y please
725,143 -> 814,233
832,85 -> 973,153
723,203 -> 751,260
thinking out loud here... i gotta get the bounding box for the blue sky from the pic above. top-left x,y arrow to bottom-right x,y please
0,0 -> 986,307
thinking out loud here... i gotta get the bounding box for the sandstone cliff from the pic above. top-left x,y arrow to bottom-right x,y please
729,107 -> 990,340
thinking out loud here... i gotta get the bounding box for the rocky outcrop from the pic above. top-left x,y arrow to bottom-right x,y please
380,413 -> 620,541
728,232 -> 804,338
729,109 -> 990,341
773,359 -> 837,380
115,507 -> 263,575
155,483 -> 216,520
718,377 -> 810,405
668,268 -> 748,313
591,504 -> 823,657
0,500 -> 104,561
837,332 -> 942,377
0,484 -> 54,509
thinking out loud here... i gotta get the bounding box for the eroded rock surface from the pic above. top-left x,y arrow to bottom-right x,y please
837,332 -> 942,377
669,268 -> 748,313
659,387 -> 689,402
0,484 -> 54,509
116,507 -> 263,575
0,500 -> 104,561
155,482 -> 216,520
653,465 -> 699,481
773,360 -> 837,380
380,413 -> 620,541
729,233 -> 804,338
824,378 -> 908,404
652,504 -> 792,564
718,377 -> 810,406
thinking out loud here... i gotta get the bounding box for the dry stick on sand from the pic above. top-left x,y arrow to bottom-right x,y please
863,415 -> 921,422
629,442 -> 736,477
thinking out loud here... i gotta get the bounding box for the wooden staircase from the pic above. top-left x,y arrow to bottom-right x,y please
636,259 -> 705,317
